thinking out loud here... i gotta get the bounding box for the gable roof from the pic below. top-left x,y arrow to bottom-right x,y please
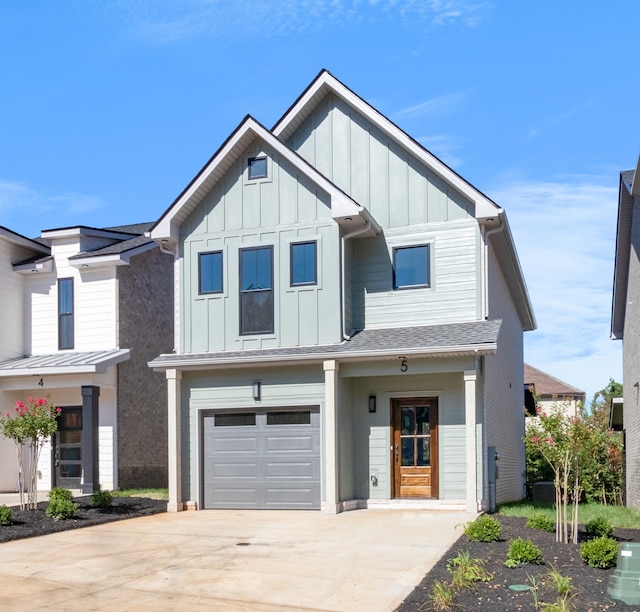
149,115 -> 381,246
0,226 -> 50,256
611,157 -> 639,339
524,363 -> 585,399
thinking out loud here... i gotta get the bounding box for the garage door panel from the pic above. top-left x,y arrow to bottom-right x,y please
203,408 -> 320,510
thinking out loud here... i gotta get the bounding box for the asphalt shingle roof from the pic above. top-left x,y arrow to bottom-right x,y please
524,363 -> 584,397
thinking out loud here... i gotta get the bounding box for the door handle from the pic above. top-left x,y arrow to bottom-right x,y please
394,444 -> 399,464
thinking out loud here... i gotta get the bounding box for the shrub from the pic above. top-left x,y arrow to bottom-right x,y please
580,536 -> 618,569
446,550 -> 493,590
0,504 -> 12,526
463,515 -> 502,542
46,498 -> 79,521
427,580 -> 455,611
91,489 -> 113,508
526,512 -> 555,533
585,516 -> 614,539
48,487 -> 74,503
545,564 -> 573,597
504,537 -> 543,567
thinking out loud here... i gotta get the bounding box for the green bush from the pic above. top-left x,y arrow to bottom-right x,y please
504,537 -> 543,567
580,536 -> 618,569
446,550 -> 493,590
48,487 -> 74,503
0,504 -> 12,526
526,511 -> 555,533
91,489 -> 113,508
46,498 -> 79,521
585,516 -> 614,539
463,515 -> 502,542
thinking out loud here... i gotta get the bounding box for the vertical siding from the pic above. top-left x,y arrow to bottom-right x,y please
623,196 -> 640,509
484,246 -> 526,505
180,137 -> 342,353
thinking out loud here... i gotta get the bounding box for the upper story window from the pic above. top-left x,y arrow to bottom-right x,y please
240,246 -> 273,335
199,251 -> 223,294
58,278 -> 74,350
290,241 -> 317,286
248,157 -> 268,180
393,245 -> 430,289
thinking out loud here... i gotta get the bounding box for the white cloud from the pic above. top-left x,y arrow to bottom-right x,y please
417,134 -> 464,168
489,175 -> 622,403
109,0 -> 489,45
395,90 -> 470,120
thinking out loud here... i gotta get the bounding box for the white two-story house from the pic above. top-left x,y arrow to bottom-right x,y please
0,223 -> 173,493
149,70 -> 536,513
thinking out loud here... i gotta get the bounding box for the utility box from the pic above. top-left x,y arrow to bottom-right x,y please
608,543 -> 640,604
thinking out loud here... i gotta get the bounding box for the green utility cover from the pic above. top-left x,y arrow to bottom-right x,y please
608,543 -> 640,605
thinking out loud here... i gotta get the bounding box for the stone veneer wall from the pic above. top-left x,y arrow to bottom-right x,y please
116,246 -> 174,488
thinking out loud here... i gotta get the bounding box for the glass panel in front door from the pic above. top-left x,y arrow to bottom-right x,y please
56,407 -> 82,487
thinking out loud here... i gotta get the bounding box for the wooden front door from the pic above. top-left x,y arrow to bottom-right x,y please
392,398 -> 438,498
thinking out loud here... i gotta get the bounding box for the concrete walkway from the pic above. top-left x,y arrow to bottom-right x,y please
0,508 -> 474,611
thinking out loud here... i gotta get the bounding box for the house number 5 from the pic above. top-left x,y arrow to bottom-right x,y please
400,359 -> 408,372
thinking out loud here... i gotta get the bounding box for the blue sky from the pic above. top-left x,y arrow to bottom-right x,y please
1,1 -> 637,402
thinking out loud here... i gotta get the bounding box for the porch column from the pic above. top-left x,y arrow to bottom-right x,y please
166,369 -> 183,512
323,360 -> 340,514
464,369 -> 479,513
80,385 -> 100,494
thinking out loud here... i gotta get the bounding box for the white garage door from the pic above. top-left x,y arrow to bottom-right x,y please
202,407 -> 321,509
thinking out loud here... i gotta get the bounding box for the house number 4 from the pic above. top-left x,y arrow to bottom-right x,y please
400,359 -> 408,372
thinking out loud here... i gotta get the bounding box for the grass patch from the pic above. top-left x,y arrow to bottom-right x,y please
498,501 -> 640,529
113,488 -> 168,500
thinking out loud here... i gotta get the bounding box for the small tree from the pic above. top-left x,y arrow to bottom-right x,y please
0,397 -> 61,510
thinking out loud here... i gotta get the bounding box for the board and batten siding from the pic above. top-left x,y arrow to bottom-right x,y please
180,137 -> 342,353
483,246 -> 526,505
183,367 -> 325,504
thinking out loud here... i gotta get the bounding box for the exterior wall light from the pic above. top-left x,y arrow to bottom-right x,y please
253,381 -> 261,402
368,395 -> 376,413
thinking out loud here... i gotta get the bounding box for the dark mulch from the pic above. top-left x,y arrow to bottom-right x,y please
0,496 -> 166,544
397,515 -> 640,611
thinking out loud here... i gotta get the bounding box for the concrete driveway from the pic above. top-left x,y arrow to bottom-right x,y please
0,508 -> 475,611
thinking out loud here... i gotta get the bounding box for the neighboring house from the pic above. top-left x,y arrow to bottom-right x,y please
523,363 -> 586,420
149,70 -> 536,514
0,227 -> 51,492
0,223 -> 173,493
612,156 -> 640,509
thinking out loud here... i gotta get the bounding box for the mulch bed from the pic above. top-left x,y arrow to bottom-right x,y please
0,496 -> 166,544
397,515 -> 640,611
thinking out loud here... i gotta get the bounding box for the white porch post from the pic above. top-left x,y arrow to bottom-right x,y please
464,369 -> 479,513
166,368 -> 183,512
323,359 -> 340,514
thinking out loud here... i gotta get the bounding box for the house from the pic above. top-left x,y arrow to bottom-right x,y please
148,70 -> 536,514
612,156 -> 640,509
523,363 -> 586,419
0,227 -> 51,492
0,223 -> 173,493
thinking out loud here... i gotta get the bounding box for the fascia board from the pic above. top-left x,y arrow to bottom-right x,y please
148,344 -> 497,371
0,227 -> 50,255
69,241 -> 157,268
632,155 -> 640,197
150,117 -> 364,242
611,175 -> 633,338
273,71 -> 500,219
41,226 -> 135,241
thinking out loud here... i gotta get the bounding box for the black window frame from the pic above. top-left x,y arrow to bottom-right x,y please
290,240 -> 317,287
248,156 -> 268,180
58,277 -> 74,350
393,244 -> 430,289
239,245 -> 274,335
198,251 -> 224,295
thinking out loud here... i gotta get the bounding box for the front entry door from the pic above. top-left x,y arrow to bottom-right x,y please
54,406 -> 82,489
392,398 -> 438,498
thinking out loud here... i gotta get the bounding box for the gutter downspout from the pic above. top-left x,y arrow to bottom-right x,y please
341,222 -> 372,340
481,216 -> 503,320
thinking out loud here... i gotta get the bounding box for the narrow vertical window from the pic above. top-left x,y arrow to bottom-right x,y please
58,278 -> 74,350
393,245 -> 430,289
240,246 -> 273,334
199,251 -> 223,294
290,241 -> 317,286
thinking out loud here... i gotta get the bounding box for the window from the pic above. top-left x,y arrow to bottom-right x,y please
267,411 -> 311,425
199,251 -> 223,294
214,413 -> 256,427
248,157 -> 267,180
58,278 -> 74,350
240,246 -> 274,334
290,241 -> 317,286
393,245 -> 430,289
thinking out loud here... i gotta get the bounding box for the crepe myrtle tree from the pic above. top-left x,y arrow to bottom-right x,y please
0,397 -> 61,510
